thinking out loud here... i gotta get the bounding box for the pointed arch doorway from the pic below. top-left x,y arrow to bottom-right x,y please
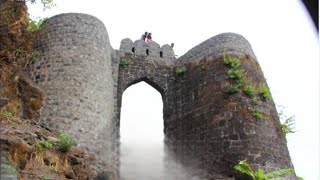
119,81 -> 165,180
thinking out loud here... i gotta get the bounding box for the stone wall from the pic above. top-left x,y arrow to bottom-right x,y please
167,34 -> 294,178
176,33 -> 256,66
29,13 -> 115,174
114,48 -> 175,178
119,38 -> 175,60
29,13 -> 295,179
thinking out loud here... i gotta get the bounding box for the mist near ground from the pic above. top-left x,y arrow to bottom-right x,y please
120,82 -> 205,180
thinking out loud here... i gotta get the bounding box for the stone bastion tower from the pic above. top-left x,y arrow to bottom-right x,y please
28,13 -> 295,179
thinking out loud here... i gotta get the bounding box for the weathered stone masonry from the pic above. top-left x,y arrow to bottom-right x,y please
29,13 -> 295,179
29,13 -> 115,173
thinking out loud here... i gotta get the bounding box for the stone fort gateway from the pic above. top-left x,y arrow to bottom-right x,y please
28,13 -> 295,179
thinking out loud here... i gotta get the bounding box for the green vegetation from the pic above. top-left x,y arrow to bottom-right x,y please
222,53 -> 274,121
259,83 -> 272,100
222,53 -> 272,100
175,66 -> 187,75
251,98 -> 263,105
280,116 -> 295,136
236,78 -> 245,87
0,0 -> 54,116
0,110 -> 13,117
2,163 -> 17,174
35,140 -> 54,151
223,54 -> 241,68
29,0 -> 56,11
244,84 -> 256,96
223,54 -> 244,94
251,109 -> 267,120
234,160 -> 296,180
39,176 -> 52,180
227,84 -> 240,94
28,17 -> 47,32
32,51 -> 41,61
227,69 -> 244,79
34,133 -> 75,152
120,58 -> 133,67
56,133 -> 75,152
278,106 -> 296,136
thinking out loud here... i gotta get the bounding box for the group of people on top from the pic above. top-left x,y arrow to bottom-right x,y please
140,32 -> 175,50
141,32 -> 152,44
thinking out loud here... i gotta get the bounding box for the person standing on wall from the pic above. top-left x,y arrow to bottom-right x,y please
146,33 -> 152,44
141,32 -> 148,41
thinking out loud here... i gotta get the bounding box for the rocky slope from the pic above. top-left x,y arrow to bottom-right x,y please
0,114 -> 96,179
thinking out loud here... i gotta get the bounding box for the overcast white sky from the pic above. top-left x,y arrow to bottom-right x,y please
28,0 -> 319,179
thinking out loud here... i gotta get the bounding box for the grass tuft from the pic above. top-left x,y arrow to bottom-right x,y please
175,66 -> 187,75
259,83 -> 272,100
56,133 -> 75,152
243,84 -> 256,96
251,109 -> 267,120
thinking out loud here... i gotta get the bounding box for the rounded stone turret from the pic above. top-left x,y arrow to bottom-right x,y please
176,32 -> 256,65
167,33 -> 294,179
161,44 -> 175,59
29,13 -> 115,175
119,38 -> 133,56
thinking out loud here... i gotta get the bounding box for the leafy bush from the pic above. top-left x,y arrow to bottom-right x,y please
56,133 -> 75,152
259,83 -> 272,100
244,84 -> 256,96
234,160 -> 295,180
175,66 -> 187,75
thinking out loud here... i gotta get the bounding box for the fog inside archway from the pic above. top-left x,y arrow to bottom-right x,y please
120,82 -> 165,180
120,82 -> 203,180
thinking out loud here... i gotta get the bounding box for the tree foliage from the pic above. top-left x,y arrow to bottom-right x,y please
27,0 -> 55,10
234,160 -> 296,180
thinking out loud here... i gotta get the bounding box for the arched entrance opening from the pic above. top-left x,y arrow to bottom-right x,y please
119,81 -> 165,179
